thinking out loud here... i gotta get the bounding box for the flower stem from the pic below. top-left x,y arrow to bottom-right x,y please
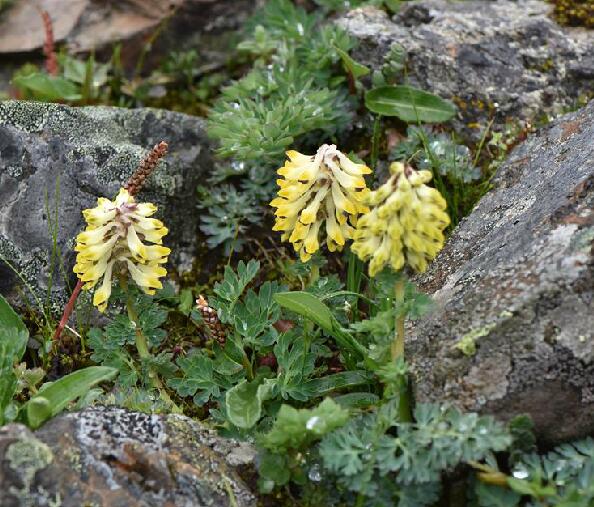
241,350 -> 254,381
52,280 -> 83,343
391,276 -> 406,360
370,115 -> 382,169
125,288 -> 180,412
392,275 -> 412,422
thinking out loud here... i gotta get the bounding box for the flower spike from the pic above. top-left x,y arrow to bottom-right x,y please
352,162 -> 450,276
73,188 -> 170,312
271,144 -> 371,262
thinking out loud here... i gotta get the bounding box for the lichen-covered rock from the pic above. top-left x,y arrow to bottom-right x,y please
0,100 -> 211,311
338,0 -> 593,139
407,101 -> 594,444
0,407 -> 257,507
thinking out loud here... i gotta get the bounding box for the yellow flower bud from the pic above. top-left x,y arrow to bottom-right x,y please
352,163 -> 450,276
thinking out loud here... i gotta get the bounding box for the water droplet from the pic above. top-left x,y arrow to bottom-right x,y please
308,463 -> 322,482
231,161 -> 245,172
306,416 -> 320,430
297,23 -> 304,36
512,468 -> 529,480
231,102 -> 240,110
478,427 -> 488,435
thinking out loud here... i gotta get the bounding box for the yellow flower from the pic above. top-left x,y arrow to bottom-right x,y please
352,162 -> 450,277
73,188 -> 170,312
271,145 -> 371,262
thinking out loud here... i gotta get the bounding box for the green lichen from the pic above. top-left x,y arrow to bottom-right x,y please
572,226 -> 594,253
63,445 -> 82,473
7,436 -> 53,483
6,435 -> 61,506
454,311 -> 514,356
454,323 -> 497,356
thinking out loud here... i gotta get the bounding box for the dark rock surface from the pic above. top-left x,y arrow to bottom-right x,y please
407,100 -> 594,444
0,100 -> 212,311
0,406 -> 256,507
338,0 -> 593,139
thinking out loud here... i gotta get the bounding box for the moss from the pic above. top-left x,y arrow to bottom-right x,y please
548,0 -> 594,28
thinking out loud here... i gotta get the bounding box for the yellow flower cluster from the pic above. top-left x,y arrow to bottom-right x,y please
74,188 -> 170,312
270,145 -> 371,262
352,162 -> 450,276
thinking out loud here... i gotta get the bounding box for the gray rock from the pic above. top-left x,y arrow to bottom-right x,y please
338,1 -> 593,139
0,406 -> 256,507
407,100 -> 594,444
0,100 -> 212,312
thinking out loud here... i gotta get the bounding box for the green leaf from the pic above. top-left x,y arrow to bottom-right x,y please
300,370 -> 373,398
233,281 -> 282,346
365,85 -> 456,123
475,482 -> 521,507
22,366 -> 117,429
178,288 -> 194,315
274,291 -> 334,335
12,73 -> 81,101
275,291 -> 368,359
260,398 -> 350,452
507,477 -> 556,498
213,260 -> 260,322
0,294 -> 29,424
334,45 -> 370,79
0,293 -> 27,339
258,451 -> 291,486
319,417 -> 368,476
225,378 -> 274,428
168,351 -> 221,405
333,392 -> 380,409
0,343 -> 18,425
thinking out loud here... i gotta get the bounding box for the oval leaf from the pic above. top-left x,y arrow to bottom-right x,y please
225,378 -> 274,429
12,74 -> 82,102
365,85 -> 456,123
0,293 -> 27,336
300,370 -> 373,398
274,291 -> 334,334
23,366 -> 117,429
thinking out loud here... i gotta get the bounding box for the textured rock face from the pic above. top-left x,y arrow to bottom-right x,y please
0,407 -> 256,507
0,100 -> 211,310
338,0 -> 593,139
407,101 -> 594,444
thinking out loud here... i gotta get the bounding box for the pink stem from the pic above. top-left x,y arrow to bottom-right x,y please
52,280 -> 83,342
